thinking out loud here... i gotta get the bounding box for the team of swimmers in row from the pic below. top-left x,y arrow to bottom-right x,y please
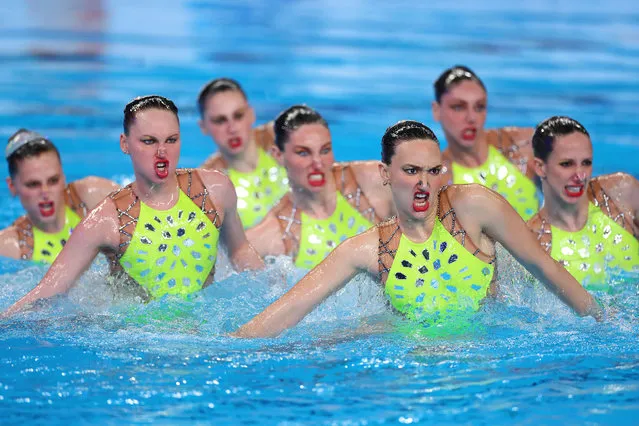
1,66 -> 638,336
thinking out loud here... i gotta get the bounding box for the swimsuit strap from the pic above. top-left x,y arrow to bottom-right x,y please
588,176 -> 636,237
63,182 -> 88,218
273,193 -> 302,258
332,162 -> 379,222
377,216 -> 402,284
437,186 -> 496,265
485,127 -> 534,179
12,215 -> 34,260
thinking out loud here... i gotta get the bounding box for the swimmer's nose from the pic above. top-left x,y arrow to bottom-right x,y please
575,171 -> 587,182
157,145 -> 167,158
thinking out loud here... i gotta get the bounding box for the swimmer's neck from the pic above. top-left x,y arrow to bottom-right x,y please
445,131 -> 489,168
290,178 -> 338,219
222,136 -> 260,173
132,174 -> 180,210
541,192 -> 590,232
32,209 -> 67,234
397,203 -> 438,243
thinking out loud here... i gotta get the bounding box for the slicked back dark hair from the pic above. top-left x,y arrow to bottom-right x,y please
532,116 -> 590,162
273,105 -> 329,150
381,120 -> 439,165
123,95 -> 179,135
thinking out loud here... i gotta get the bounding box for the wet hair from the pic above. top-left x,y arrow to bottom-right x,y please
532,116 -> 590,162
6,129 -> 61,178
273,105 -> 329,150
381,120 -> 439,165
123,95 -> 179,134
197,78 -> 247,116
433,65 -> 486,103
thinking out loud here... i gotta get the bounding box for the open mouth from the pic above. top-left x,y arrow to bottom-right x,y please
461,127 -> 477,141
155,159 -> 169,179
228,137 -> 242,149
38,201 -> 55,217
413,190 -> 430,212
564,184 -> 584,198
308,171 -> 326,187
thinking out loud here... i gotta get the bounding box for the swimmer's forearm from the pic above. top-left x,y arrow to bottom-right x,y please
534,260 -> 602,320
2,279 -> 70,317
231,243 -> 265,272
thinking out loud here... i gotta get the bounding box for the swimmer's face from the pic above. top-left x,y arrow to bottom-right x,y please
275,124 -> 334,194
121,108 -> 180,184
380,139 -> 443,219
432,80 -> 487,149
199,90 -> 255,157
6,151 -> 66,226
534,132 -> 593,205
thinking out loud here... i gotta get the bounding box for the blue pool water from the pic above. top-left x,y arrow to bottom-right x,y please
1,0 -> 639,424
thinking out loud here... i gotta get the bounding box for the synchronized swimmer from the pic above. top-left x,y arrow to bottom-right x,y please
2,67 -> 638,333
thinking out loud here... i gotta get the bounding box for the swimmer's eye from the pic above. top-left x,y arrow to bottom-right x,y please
403,167 -> 417,175
582,159 -> 593,166
320,146 -> 332,155
25,181 -> 40,189
559,160 -> 574,167
295,149 -> 309,157
211,117 -> 227,125
428,166 -> 443,175
48,176 -> 61,185
474,103 -> 486,112
141,138 -> 156,145
450,104 -> 464,111
233,111 -> 245,121
166,137 -> 178,144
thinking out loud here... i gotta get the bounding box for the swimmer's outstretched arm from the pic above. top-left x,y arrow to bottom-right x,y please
200,169 -> 264,271
235,229 -> 378,338
1,200 -> 120,318
463,185 -> 602,319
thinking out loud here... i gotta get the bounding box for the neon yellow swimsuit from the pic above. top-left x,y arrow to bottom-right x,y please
550,202 -> 639,291
295,192 -> 372,269
118,190 -> 220,298
31,206 -> 82,264
452,145 -> 539,220
385,218 -> 494,322
227,148 -> 288,228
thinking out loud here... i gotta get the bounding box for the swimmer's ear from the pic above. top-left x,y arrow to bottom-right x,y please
533,157 -> 546,179
119,133 -> 129,155
6,177 -> 16,197
431,101 -> 441,122
270,144 -> 284,166
378,162 -> 390,186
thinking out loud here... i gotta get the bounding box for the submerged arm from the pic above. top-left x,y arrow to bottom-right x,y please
471,186 -> 601,319
2,200 -> 119,317
235,230 -> 378,338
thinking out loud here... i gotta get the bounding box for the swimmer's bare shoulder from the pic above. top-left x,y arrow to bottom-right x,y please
245,207 -> 286,257
72,176 -> 120,210
200,152 -> 225,171
595,172 -> 639,233
0,226 -> 21,260
348,160 -> 394,220
197,167 -> 235,214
